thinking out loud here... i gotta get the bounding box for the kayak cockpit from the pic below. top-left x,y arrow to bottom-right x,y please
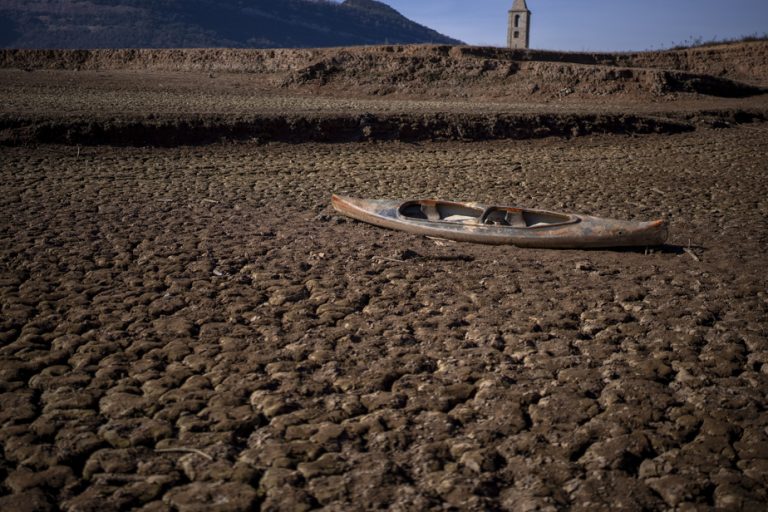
480,207 -> 577,228
397,200 -> 578,228
398,200 -> 483,224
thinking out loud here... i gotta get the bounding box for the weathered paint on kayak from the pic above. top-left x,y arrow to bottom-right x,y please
331,195 -> 668,249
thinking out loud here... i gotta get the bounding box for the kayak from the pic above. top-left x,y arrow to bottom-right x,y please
331,195 -> 668,249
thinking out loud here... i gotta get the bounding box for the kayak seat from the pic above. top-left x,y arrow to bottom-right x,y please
420,204 -> 441,221
398,201 -> 485,223
482,208 -> 527,228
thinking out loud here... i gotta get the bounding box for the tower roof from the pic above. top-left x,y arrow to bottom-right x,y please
511,0 -> 529,11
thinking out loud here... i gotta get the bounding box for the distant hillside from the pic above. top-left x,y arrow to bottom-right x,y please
0,0 -> 462,49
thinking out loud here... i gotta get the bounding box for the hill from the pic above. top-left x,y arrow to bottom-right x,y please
0,0 -> 462,49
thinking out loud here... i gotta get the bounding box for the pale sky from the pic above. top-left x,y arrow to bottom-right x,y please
376,0 -> 768,51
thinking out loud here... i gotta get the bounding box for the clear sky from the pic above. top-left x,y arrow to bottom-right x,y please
376,0 -> 768,51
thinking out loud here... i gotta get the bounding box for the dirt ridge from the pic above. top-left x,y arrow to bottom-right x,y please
1,44 -> 764,104
278,51 -> 764,100
2,109 -> 766,147
0,41 -> 768,80
2,42 -> 766,85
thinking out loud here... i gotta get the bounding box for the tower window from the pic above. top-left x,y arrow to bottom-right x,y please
514,31 -> 520,38
515,14 -> 520,28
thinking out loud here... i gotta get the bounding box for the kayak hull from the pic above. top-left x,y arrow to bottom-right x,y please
331,195 -> 668,249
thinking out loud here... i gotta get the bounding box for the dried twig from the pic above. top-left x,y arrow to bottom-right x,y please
201,198 -> 219,204
372,255 -> 404,264
683,248 -> 700,262
651,187 -> 665,195
155,447 -> 214,461
91,473 -> 148,483
426,236 -> 454,244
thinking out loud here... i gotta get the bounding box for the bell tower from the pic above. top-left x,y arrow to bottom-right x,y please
507,0 -> 531,49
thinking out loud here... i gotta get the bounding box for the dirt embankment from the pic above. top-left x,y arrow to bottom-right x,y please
1,42 -> 766,100
618,42 -> 768,86
0,42 -> 766,146
445,43 -> 768,86
3,110 -> 767,147
278,47 -> 764,100
2,42 -> 767,82
0,47 -> 318,74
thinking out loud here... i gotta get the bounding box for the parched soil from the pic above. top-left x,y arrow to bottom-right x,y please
1,42 -> 768,510
1,124 -> 767,511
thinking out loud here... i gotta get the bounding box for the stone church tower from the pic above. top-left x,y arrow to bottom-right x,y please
507,0 -> 531,49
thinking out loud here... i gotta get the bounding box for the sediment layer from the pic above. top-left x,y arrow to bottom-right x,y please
3,109 -> 767,146
2,42 -> 767,86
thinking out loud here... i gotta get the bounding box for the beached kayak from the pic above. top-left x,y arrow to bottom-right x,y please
331,195 -> 668,249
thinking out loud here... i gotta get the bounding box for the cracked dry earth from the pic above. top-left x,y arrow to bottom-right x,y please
1,125 -> 767,511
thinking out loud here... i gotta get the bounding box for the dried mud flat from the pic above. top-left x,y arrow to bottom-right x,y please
2,43 -> 768,511
1,123 -> 768,511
